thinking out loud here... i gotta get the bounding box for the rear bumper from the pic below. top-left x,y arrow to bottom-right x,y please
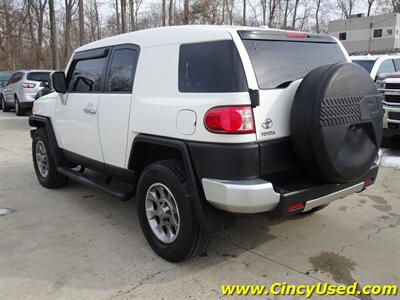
201,165 -> 378,215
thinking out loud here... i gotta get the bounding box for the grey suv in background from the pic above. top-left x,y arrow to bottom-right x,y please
2,70 -> 52,115
0,71 -> 12,110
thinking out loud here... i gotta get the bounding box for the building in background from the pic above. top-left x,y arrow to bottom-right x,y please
329,13 -> 400,55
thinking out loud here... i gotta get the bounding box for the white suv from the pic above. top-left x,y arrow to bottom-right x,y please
29,26 -> 383,262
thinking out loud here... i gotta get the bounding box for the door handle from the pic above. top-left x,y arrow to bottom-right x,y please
83,103 -> 97,114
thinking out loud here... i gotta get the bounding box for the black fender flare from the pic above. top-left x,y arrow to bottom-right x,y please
29,115 -> 63,167
129,134 -> 234,233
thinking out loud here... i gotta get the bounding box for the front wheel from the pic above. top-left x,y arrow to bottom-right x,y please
15,96 -> 25,116
32,128 -> 68,188
137,160 -> 211,262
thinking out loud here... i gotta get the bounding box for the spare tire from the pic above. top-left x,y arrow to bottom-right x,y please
290,62 -> 383,183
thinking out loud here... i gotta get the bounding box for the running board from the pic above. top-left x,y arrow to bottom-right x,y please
57,166 -> 135,201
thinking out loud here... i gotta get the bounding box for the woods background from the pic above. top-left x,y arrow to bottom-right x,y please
0,0 -> 399,71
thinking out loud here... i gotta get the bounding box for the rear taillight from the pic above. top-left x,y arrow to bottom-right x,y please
22,82 -> 36,88
288,202 -> 305,212
363,178 -> 375,187
204,106 -> 255,134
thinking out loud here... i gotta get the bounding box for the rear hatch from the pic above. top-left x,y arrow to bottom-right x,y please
25,72 -> 51,96
238,30 -> 348,142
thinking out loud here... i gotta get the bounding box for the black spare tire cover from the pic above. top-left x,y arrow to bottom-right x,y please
290,62 -> 383,183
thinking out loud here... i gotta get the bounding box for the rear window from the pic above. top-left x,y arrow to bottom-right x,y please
243,40 -> 347,89
352,60 -> 375,74
27,72 -> 50,82
179,40 -> 248,93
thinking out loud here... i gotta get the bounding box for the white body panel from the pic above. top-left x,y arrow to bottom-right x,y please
54,93 -> 104,162
98,94 -> 132,168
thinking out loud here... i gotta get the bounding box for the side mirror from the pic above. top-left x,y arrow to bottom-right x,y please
51,71 -> 67,94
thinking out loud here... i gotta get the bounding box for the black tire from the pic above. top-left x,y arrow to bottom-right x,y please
2,96 -> 10,112
15,96 -> 25,116
0,95 -> 2,110
137,160 -> 211,262
32,128 -> 68,189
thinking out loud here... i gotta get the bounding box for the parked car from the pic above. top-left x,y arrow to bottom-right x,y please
351,54 -> 400,80
376,73 -> 400,139
29,26 -> 382,262
0,71 -> 12,110
2,70 -> 52,115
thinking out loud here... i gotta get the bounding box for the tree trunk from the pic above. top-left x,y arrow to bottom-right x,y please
129,0 -> 134,30
292,0 -> 300,30
64,0 -> 73,66
115,0 -> 120,33
78,0 -> 85,45
183,0 -> 189,24
242,0 -> 246,26
121,0 -> 127,33
162,0 -> 166,26
283,0 -> 289,29
168,0 -> 173,25
49,0 -> 57,69
315,0 -> 321,33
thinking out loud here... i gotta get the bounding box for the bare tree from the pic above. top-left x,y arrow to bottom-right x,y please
168,0 -> 173,25
121,0 -> 127,32
292,0 -> 300,29
115,0 -> 120,32
64,0 -> 77,65
184,0 -> 189,24
78,0 -> 85,45
49,0 -> 57,68
242,0 -> 246,25
367,0 -> 375,15
315,0 -> 322,32
260,0 -> 267,25
337,0 -> 357,18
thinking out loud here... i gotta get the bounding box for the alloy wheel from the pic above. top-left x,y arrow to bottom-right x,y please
145,183 -> 180,244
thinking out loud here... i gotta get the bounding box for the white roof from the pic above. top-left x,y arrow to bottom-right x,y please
76,25 -> 317,52
351,54 -> 400,60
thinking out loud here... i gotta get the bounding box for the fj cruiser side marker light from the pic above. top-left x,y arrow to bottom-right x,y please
204,106 -> 255,134
288,202 -> 305,212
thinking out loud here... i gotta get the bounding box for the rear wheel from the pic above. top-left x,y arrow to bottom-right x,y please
15,96 -> 25,116
137,160 -> 211,262
2,96 -> 10,112
32,128 -> 68,188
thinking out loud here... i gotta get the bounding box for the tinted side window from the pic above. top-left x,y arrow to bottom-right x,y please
69,57 -> 107,92
14,72 -> 23,83
107,48 -> 138,92
179,40 -> 248,93
377,60 -> 395,76
393,59 -> 400,71
7,73 -> 17,84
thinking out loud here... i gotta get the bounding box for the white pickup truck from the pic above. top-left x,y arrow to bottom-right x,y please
376,73 -> 400,138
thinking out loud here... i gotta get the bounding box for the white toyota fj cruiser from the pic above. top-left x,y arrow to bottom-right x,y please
30,26 -> 383,262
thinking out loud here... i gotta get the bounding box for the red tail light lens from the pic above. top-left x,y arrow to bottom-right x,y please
22,82 -> 36,88
288,202 -> 305,212
363,178 -> 374,187
204,106 -> 255,134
